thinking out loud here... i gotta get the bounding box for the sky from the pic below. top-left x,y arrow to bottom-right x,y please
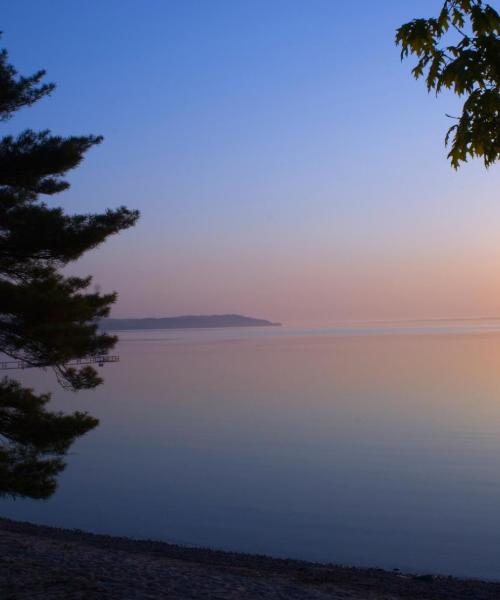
3,0 -> 500,325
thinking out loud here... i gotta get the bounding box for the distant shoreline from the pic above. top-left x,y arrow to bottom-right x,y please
100,314 -> 281,332
0,518 -> 499,599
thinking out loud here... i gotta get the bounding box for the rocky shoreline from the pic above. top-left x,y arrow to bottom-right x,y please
0,518 -> 499,599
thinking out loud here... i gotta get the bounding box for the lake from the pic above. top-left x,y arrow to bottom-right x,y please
3,323 -> 500,580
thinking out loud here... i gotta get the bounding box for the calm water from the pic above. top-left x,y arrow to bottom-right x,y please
4,324 -> 500,579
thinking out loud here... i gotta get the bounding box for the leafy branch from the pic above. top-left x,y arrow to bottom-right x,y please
396,0 -> 499,168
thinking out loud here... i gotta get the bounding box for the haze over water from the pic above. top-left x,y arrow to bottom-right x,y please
4,323 -> 500,580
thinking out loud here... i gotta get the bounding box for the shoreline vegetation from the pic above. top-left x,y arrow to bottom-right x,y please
1,519 -> 499,599
100,314 -> 282,331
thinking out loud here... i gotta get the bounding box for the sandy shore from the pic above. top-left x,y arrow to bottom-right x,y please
0,518 -> 499,599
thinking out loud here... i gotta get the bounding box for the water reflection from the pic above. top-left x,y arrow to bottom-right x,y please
3,326 -> 500,579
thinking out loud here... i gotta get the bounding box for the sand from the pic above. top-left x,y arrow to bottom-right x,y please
0,518 -> 498,599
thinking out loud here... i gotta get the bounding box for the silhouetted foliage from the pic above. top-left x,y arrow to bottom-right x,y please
396,0 -> 499,168
0,379 -> 98,498
0,35 -> 139,498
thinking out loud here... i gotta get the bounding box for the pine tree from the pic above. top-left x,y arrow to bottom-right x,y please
0,37 -> 139,498
396,0 -> 499,168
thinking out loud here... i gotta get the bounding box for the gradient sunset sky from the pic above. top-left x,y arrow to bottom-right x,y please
4,0 -> 500,325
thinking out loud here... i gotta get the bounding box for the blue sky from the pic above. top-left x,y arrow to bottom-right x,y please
3,1 -> 500,323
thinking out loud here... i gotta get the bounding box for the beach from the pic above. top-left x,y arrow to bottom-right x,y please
1,518 -> 499,600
